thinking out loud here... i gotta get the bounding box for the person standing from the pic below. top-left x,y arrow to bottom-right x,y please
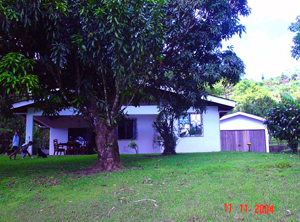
9,131 -> 20,160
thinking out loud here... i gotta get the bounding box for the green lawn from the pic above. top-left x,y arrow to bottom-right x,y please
0,152 -> 299,221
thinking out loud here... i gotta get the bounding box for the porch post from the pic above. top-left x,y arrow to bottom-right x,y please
25,108 -> 34,154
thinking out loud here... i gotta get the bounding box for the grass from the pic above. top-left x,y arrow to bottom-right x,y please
1,152 -> 300,221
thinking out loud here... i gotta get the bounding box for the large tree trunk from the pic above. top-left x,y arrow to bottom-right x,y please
92,120 -> 122,172
161,120 -> 176,155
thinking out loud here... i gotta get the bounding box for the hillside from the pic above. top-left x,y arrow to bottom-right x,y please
207,72 -> 300,117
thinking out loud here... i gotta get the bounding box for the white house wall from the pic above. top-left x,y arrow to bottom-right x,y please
48,116 -> 88,154
118,115 -> 160,154
49,128 -> 68,155
176,106 -> 221,153
25,108 -> 34,154
24,104 -> 225,155
123,105 -> 158,115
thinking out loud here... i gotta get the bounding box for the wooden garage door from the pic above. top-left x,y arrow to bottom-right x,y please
221,130 -> 266,152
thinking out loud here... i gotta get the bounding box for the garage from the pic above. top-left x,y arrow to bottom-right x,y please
220,112 -> 269,153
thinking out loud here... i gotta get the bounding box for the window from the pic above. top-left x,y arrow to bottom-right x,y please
117,118 -> 137,140
179,113 -> 203,136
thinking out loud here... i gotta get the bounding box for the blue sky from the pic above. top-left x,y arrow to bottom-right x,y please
223,0 -> 300,81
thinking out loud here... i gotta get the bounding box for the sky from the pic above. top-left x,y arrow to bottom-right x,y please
223,0 -> 300,81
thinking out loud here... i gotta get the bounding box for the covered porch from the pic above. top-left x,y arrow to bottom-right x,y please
12,101 -> 161,155
12,101 -> 94,155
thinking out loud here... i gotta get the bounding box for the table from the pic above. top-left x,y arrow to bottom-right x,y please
59,142 -> 80,155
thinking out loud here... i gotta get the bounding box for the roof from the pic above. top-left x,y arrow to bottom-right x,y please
206,95 -> 235,109
12,95 -> 236,113
220,111 -> 266,122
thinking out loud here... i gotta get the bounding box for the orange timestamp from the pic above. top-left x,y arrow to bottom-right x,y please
224,203 -> 274,214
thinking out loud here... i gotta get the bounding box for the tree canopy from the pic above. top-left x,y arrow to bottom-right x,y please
207,71 -> 300,118
290,15 -> 300,60
1,0 -> 250,171
230,79 -> 275,117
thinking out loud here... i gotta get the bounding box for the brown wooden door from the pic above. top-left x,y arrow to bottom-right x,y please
221,130 -> 266,152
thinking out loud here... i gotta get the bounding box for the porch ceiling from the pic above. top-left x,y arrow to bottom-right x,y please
34,115 -> 88,128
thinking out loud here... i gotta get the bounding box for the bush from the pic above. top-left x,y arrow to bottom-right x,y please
264,95 -> 300,154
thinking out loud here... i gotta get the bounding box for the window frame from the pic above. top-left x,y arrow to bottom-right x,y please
117,118 -> 137,140
178,113 -> 203,137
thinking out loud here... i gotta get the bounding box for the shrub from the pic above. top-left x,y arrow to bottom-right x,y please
264,95 -> 300,154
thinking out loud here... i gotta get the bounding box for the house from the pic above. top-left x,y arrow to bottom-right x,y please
220,112 -> 269,153
12,95 -> 235,155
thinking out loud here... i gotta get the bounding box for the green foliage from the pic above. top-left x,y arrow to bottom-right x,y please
1,0 -> 250,169
188,124 -> 202,136
127,139 -> 138,154
230,79 -> 275,117
151,0 -> 249,154
1,0 -> 167,169
280,92 -> 295,103
0,52 -> 40,117
0,115 -> 25,154
153,111 -> 178,155
208,73 -> 300,117
0,52 -> 38,93
0,115 -> 48,154
264,95 -> 300,154
289,15 -> 300,60
32,125 -> 49,153
291,72 -> 298,80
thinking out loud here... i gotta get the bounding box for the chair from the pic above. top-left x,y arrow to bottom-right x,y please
53,139 -> 65,155
79,141 -> 88,155
66,142 -> 77,155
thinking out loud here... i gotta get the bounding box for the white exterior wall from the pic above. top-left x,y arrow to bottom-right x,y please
118,115 -> 160,154
25,108 -> 34,154
176,106 -> 221,153
22,104 -> 225,155
49,128 -> 68,155
123,105 -> 158,115
25,107 -> 81,155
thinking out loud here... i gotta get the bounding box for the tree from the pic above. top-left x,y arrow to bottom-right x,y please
291,72 -> 298,80
264,94 -> 300,154
33,125 -> 49,154
289,15 -> 300,60
152,89 -> 205,155
233,94 -> 275,117
0,53 -> 40,117
1,0 -> 166,171
149,0 -> 249,155
153,49 -> 245,155
1,0 -> 250,171
0,115 -> 26,154
231,79 -> 276,117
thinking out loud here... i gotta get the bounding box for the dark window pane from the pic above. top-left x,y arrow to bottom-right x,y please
126,119 -> 134,139
117,118 -> 137,140
117,121 -> 126,140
